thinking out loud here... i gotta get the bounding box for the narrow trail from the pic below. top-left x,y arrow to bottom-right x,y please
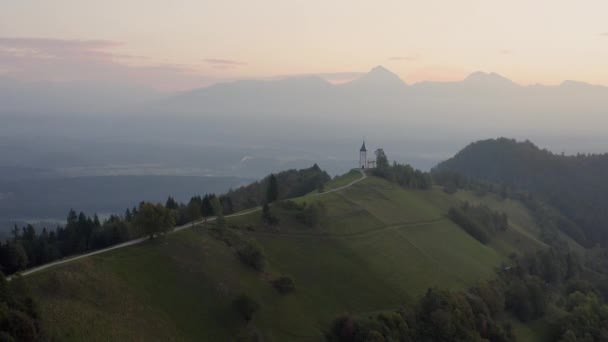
247,217 -> 447,240
11,170 -> 367,279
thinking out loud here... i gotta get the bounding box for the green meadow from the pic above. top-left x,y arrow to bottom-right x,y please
25,174 -> 549,341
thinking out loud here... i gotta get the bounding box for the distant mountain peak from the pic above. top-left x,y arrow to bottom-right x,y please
343,65 -> 407,89
369,65 -> 392,75
464,71 -> 515,86
559,79 -> 604,89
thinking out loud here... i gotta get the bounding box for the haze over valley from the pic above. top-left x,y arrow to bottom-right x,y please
4,1 -> 608,341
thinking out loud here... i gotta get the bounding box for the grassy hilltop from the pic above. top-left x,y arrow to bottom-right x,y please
24,171 -> 550,341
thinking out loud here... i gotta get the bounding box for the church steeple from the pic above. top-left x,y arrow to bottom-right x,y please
359,140 -> 367,169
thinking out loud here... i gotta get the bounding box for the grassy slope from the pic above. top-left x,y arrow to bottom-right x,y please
26,175 -> 548,341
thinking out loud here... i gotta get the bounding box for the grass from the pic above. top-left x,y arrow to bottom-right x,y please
323,169 -> 362,191
25,175 -> 549,341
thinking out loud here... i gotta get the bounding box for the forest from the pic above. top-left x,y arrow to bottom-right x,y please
434,138 -> 608,247
0,164 -> 330,276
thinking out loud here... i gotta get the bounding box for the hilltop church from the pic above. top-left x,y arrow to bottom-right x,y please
359,141 -> 376,169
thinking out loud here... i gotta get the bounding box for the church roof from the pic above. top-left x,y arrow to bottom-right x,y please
360,141 -> 367,152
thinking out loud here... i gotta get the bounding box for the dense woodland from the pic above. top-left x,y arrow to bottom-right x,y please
328,242 -> 608,342
434,138 -> 608,247
223,164 -> 331,211
448,202 -> 508,244
429,139 -> 608,341
372,149 -> 432,190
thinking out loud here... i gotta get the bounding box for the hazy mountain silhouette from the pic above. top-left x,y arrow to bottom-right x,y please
338,65 -> 408,92
2,66 -> 608,160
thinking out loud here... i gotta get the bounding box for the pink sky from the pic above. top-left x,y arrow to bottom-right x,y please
2,0 -> 608,90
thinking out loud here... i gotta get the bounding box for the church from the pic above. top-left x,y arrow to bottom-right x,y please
359,141 -> 376,169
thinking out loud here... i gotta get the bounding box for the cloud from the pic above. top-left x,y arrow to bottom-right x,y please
0,37 -> 212,90
600,32 -> 608,37
204,58 -> 247,69
0,37 -> 123,50
0,37 -> 127,62
389,55 -> 419,62
500,49 -> 512,55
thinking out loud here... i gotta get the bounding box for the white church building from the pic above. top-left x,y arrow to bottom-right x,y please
359,141 -> 376,169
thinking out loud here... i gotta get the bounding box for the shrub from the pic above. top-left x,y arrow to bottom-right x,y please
233,294 -> 260,321
236,240 -> 266,271
272,276 -> 296,294
295,202 -> 326,227
448,202 -> 508,244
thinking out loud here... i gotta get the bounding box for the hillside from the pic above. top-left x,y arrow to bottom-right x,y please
433,138 -> 608,246
22,172 -> 550,341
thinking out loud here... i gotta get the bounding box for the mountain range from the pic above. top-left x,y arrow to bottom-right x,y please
2,66 -> 608,176
3,66 -> 607,121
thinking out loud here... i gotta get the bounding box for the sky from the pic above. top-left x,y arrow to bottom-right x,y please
2,0 -> 608,90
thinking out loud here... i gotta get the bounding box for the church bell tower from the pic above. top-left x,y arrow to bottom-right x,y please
359,141 -> 367,169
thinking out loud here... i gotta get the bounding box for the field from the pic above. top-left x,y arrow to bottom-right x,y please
25,174 -> 548,341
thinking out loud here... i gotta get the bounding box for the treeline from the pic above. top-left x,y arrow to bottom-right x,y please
329,283 -> 513,342
0,164 -> 330,276
224,164 -> 331,212
432,165 -> 608,340
432,170 -> 506,197
168,193 -> 228,226
372,149 -> 432,189
433,138 -> 608,247
327,245 -> 594,342
448,202 -> 508,244
0,201 -> 178,275
433,169 -> 589,249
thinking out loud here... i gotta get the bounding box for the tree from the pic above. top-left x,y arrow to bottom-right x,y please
210,196 -> 225,228
233,294 -> 260,321
165,196 -> 179,210
187,199 -> 202,227
125,208 -> 132,222
266,174 -> 278,203
201,195 -> 212,215
4,242 -> 28,273
133,202 -> 175,239
262,203 -> 278,225
236,240 -> 266,271
272,276 -> 296,294
10,225 -> 19,242
375,148 -> 389,170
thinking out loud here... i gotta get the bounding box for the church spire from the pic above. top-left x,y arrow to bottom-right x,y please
360,140 -> 367,152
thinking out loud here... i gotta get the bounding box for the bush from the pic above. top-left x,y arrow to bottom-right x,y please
261,204 -> 279,226
294,202 -> 326,227
448,202 -> 508,244
236,240 -> 266,271
448,207 -> 490,244
272,276 -> 296,294
233,295 -> 260,321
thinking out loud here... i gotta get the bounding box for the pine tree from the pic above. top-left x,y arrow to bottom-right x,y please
266,174 -> 278,203
165,196 -> 179,210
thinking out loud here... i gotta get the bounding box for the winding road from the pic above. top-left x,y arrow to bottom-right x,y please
10,170 -> 367,280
